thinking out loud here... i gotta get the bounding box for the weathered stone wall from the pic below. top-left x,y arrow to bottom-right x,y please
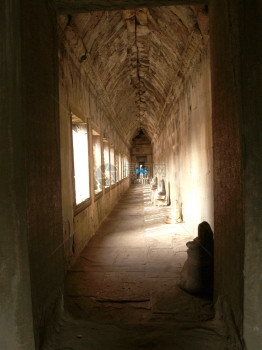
210,0 -> 244,336
240,1 -> 262,348
55,0 -> 210,13
57,7 -> 208,144
0,0 -> 35,349
1,1 -> 261,349
58,15 -> 130,267
20,1 -> 66,348
153,45 -> 213,233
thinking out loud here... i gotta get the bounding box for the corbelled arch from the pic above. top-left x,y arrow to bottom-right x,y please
58,5 -> 208,144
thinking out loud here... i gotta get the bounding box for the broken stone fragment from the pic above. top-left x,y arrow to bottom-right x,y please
178,221 -> 213,296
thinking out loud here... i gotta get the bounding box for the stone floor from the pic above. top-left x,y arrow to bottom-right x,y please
44,185 -> 241,350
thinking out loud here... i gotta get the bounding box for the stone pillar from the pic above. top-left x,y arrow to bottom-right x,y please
210,1 -> 262,348
241,1 -> 262,348
0,0 -> 35,349
210,0 -> 244,334
21,0 -> 64,347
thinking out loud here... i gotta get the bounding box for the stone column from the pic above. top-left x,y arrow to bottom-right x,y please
210,0 -> 244,334
210,1 -> 262,348
241,1 -> 262,348
0,0 -> 35,349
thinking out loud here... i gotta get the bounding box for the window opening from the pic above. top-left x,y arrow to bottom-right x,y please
103,138 -> 110,188
123,155 -> 129,178
115,152 -> 119,183
119,153 -> 122,181
92,130 -> 102,194
110,147 -> 115,185
72,116 -> 90,206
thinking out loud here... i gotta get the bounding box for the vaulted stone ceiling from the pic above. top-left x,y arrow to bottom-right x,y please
58,4 -> 209,143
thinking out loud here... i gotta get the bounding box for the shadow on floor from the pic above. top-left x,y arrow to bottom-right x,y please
44,185 -> 238,350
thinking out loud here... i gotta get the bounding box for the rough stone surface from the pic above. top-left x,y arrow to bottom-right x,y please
0,1 -> 35,349
1,1 -> 262,349
20,2 -> 66,347
210,0 -> 244,336
55,0 -> 208,13
59,15 -> 131,269
44,185 -> 241,350
178,221 -> 214,295
59,5 -> 208,143
240,1 -> 262,349
153,46 -> 213,234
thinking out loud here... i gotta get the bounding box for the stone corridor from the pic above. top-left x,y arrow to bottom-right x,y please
45,185 -> 235,350
3,1 -> 262,348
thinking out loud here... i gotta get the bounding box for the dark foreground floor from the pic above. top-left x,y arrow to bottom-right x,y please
44,185 -> 241,350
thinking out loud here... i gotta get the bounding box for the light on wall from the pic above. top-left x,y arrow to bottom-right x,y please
72,123 -> 90,205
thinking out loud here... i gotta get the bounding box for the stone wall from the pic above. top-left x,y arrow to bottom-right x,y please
2,1 -> 262,349
0,0 -> 35,349
58,15 -> 130,267
153,45 -> 213,233
210,0 -> 244,336
240,1 -> 262,348
1,2 -> 130,349
21,1 -> 65,348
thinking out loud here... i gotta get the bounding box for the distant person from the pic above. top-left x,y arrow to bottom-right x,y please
140,166 -> 144,178
136,167 -> 140,179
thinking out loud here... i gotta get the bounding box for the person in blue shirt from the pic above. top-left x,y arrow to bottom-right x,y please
140,166 -> 144,178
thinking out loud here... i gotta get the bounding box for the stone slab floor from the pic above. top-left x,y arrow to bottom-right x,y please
45,185 -> 241,350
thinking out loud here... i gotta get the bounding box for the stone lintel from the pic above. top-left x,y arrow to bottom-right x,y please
55,0 -> 209,13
